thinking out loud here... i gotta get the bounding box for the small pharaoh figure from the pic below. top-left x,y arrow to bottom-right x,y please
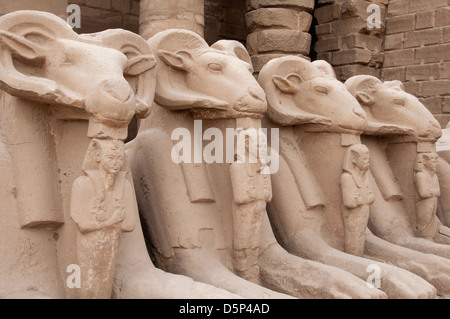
340,144 -> 375,256
414,152 -> 440,240
230,125 -> 272,284
70,139 -> 135,298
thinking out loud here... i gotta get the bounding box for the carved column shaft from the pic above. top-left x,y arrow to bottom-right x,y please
140,0 -> 205,40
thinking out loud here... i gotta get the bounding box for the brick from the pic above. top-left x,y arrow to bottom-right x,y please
330,17 -> 367,36
415,44 -> 450,64
314,4 -> 341,24
247,30 -> 311,55
387,0 -> 409,17
386,14 -> 415,35
314,37 -> 339,53
432,114 -> 450,128
339,33 -> 383,51
403,28 -> 443,48
86,0 -> 111,9
419,96 -> 442,114
247,0 -> 315,11
383,49 -> 415,67
445,27 -> 450,43
332,48 -> 372,66
251,53 -> 309,73
317,52 -> 332,63
315,23 -> 332,37
381,66 -> 406,81
334,64 -> 379,81
406,64 -> 440,81
443,97 -> 450,113
384,34 -> 404,51
442,62 -> 450,79
111,0 -> 129,13
245,8 -> 312,32
436,7 -> 450,27
404,81 -> 421,95
422,80 -> 450,96
130,0 -> 140,15
407,0 -> 447,13
415,11 -> 435,30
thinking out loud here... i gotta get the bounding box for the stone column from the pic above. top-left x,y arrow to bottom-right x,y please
0,0 -> 68,119
245,0 -> 315,74
140,0 -> 205,40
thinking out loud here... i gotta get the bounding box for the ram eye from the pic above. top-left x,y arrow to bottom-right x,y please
314,86 -> 328,94
393,99 -> 404,106
208,63 -> 222,72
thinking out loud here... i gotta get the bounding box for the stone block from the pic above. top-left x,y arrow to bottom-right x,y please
442,97 -> 450,113
251,53 -> 309,73
386,14 -> 415,35
247,29 -> 311,55
419,96 -> 442,114
422,80 -> 450,96
406,64 -> 440,81
403,28 -> 443,48
387,0 -> 409,17
314,37 -> 339,53
432,114 -> 450,128
86,0 -> 111,9
315,22 -> 332,37
247,0 -> 315,12
383,49 -> 415,67
334,64 -> 379,81
339,33 -> 383,51
245,8 -> 312,32
442,62 -> 450,79
403,81 -> 421,95
436,7 -> 450,27
415,44 -> 450,64
330,16 -> 367,36
381,66 -> 406,81
332,48 -> 372,66
314,4 -> 341,24
111,0 -> 129,13
384,34 -> 404,51
415,10 -> 435,30
407,0 -> 447,14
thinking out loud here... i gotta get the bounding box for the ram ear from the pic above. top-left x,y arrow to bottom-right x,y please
157,50 -> 192,72
272,74 -> 302,94
345,75 -> 381,107
0,10 -> 83,106
92,29 -> 158,119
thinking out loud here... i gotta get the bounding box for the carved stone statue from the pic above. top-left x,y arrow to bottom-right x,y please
230,123 -> 272,283
128,29 -> 386,299
345,74 -> 450,296
340,144 -> 375,256
70,139 -> 135,298
0,10 -> 238,299
414,152 -> 440,240
436,123 -> 450,229
259,55 -> 440,298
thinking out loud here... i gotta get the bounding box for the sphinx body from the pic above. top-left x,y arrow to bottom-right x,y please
127,29 -> 387,299
258,55 -> 450,298
0,10 -> 241,299
344,75 -> 450,296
